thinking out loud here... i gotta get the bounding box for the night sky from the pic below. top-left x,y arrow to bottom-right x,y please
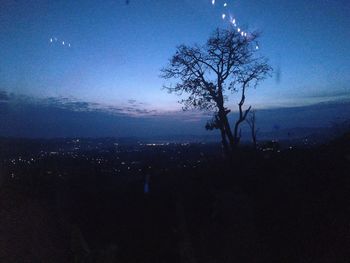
0,0 -> 349,137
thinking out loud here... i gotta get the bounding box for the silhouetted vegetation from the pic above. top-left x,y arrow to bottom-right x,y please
161,28 -> 272,155
246,110 -> 258,150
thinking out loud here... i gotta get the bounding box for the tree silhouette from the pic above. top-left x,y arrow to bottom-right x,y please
246,110 -> 259,150
161,28 -> 271,155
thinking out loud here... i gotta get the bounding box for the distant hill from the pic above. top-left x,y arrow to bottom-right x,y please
1,91 -> 349,140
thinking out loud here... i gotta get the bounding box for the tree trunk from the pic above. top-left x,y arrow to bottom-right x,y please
222,115 -> 235,150
252,130 -> 257,150
233,119 -> 243,147
233,83 -> 251,148
219,125 -> 230,157
217,89 -> 235,154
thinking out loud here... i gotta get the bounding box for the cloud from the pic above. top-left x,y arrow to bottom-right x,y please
305,90 -> 350,102
0,92 -> 209,138
0,91 -> 211,122
3,93 -> 162,118
288,84 -> 350,105
1,90 -> 349,139
0,90 -> 10,102
127,99 -> 137,105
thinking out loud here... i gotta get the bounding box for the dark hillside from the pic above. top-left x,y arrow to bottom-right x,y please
0,133 -> 349,262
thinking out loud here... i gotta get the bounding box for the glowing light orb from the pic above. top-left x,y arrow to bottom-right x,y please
208,0 -> 253,38
256,45 -> 259,50
50,38 -> 53,43
62,41 -> 65,45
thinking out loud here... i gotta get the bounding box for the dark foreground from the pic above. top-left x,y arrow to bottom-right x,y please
1,134 -> 350,262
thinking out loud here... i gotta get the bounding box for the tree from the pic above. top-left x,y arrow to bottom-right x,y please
246,110 -> 259,150
161,28 -> 272,155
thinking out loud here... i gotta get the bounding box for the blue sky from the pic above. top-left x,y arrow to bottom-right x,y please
0,0 -> 349,137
